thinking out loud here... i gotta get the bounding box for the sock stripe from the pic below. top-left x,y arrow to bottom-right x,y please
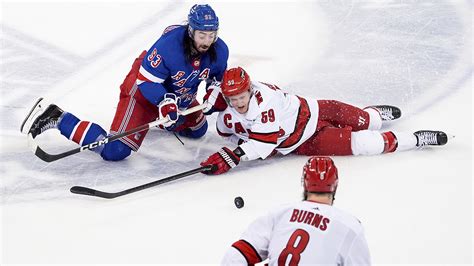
78,122 -> 93,145
71,121 -> 91,145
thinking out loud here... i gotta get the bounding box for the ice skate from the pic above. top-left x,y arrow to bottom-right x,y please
414,130 -> 448,147
365,105 -> 401,121
20,98 -> 64,138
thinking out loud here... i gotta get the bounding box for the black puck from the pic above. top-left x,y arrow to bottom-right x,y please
234,196 -> 244,209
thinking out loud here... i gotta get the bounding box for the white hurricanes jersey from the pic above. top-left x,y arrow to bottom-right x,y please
216,81 -> 319,161
221,201 -> 371,265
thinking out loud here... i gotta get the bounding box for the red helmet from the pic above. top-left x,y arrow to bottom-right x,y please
302,157 -> 339,193
221,67 -> 251,97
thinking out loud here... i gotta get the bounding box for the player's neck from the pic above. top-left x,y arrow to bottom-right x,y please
306,194 -> 333,205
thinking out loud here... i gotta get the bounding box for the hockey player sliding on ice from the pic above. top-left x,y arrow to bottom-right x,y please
221,157 -> 371,265
21,4 -> 228,161
200,67 -> 448,175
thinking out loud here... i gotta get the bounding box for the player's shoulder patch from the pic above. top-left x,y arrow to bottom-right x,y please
162,25 -> 182,35
152,26 -> 186,60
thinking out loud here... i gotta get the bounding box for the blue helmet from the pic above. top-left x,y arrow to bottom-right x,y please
188,4 -> 219,32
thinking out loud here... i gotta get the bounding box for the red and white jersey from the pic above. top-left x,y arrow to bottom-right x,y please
216,81 -> 319,160
221,201 -> 371,265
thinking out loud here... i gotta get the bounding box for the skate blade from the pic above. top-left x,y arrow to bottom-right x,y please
20,97 -> 44,135
26,133 -> 38,153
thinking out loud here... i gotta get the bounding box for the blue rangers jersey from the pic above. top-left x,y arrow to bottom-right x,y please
137,25 -> 229,110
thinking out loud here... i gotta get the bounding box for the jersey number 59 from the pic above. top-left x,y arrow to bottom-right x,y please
261,109 -> 275,123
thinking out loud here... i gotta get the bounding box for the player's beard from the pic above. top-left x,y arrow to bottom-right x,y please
197,45 -> 210,53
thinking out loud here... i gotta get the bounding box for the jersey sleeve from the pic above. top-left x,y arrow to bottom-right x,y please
211,39 -> 229,81
239,103 -> 280,161
221,214 -> 273,265
136,43 -> 171,105
220,245 -> 250,265
138,81 -> 167,105
345,229 -> 371,265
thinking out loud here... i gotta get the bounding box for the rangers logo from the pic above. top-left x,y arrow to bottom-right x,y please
199,68 -> 210,80
172,71 -> 185,80
175,87 -> 191,95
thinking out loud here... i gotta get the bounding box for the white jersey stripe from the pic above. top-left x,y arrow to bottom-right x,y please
118,83 -> 138,133
139,65 -> 165,83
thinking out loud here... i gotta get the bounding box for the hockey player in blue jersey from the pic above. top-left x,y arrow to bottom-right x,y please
21,4 -> 229,161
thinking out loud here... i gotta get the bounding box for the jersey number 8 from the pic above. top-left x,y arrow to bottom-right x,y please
278,229 -> 310,266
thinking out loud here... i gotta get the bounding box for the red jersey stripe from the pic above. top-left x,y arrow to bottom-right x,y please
249,130 -> 279,144
232,239 -> 262,264
137,72 -> 152,83
278,96 -> 311,149
217,127 -> 233,137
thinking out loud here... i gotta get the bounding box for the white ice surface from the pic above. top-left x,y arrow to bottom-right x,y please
0,0 -> 472,265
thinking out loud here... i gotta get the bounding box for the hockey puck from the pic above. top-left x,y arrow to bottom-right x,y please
234,196 -> 244,209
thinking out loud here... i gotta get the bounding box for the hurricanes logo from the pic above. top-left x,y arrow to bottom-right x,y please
240,69 -> 246,78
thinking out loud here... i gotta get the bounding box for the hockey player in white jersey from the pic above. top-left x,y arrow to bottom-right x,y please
200,67 -> 448,175
221,156 -> 371,265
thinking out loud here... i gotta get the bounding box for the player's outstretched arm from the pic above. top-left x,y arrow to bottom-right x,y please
200,147 -> 245,175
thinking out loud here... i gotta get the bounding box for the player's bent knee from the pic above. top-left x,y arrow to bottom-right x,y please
180,120 -> 208,139
351,130 -> 384,155
100,141 -> 132,161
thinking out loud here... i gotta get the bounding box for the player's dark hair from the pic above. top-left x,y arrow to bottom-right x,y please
184,25 -> 217,63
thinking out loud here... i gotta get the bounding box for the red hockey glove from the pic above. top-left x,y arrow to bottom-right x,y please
200,147 -> 241,175
158,93 -> 179,129
203,81 -> 228,115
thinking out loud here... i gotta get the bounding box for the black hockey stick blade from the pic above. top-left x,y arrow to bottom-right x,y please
70,165 -> 215,199
34,141 -> 83,163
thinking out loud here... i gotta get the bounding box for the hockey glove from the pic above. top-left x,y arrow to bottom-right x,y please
158,93 -> 179,129
203,80 -> 227,115
200,147 -> 241,175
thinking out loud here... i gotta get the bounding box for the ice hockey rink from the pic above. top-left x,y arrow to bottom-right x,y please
1,0 -> 472,264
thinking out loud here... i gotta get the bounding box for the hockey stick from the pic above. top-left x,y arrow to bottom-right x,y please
70,165 -> 214,199
28,103 -> 207,162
